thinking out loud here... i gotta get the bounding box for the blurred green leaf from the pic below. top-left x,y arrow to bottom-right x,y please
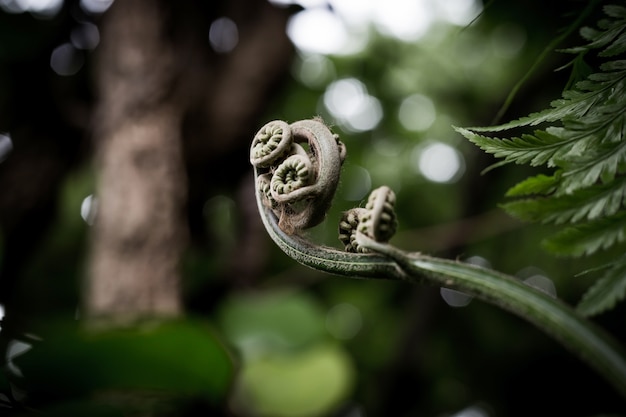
217,291 -> 326,355
15,319 -> 235,402
234,343 -> 354,417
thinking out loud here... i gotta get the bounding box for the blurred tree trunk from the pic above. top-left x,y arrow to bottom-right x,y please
83,0 -> 295,321
85,0 -> 187,322
84,0 -> 294,320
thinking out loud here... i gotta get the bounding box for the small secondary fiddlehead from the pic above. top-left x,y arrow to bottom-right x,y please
339,185 -> 398,253
251,119 -> 626,398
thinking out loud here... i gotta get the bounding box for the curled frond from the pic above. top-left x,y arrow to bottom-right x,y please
251,118 -> 344,233
339,186 -> 398,253
250,120 -> 292,168
338,208 -> 369,253
360,186 -> 398,243
256,173 -> 277,209
270,155 -> 313,202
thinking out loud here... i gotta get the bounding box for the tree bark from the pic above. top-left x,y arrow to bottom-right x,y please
85,0 -> 187,323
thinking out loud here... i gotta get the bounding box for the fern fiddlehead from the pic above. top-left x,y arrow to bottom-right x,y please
251,119 -> 626,398
250,120 -> 292,167
250,119 -> 345,233
339,186 -> 398,253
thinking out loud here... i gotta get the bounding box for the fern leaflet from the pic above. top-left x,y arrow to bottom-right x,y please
458,4 -> 626,316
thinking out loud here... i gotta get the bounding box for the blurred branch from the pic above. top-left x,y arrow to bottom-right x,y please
394,208 -> 522,254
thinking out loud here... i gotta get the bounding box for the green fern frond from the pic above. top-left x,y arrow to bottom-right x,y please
461,60 -> 626,133
458,4 -> 626,315
454,127 -> 568,167
502,177 -> 626,224
542,212 -> 626,256
584,5 -> 626,55
558,139 -> 626,193
577,253 -> 626,316
505,174 -> 560,197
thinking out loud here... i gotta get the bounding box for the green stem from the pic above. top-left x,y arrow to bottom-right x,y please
357,233 -> 626,398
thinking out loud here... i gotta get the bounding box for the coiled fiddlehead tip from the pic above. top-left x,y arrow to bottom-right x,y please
252,119 -> 344,234
339,208 -> 368,253
270,154 -> 313,202
250,120 -> 292,168
364,185 -> 398,242
339,186 -> 398,253
256,173 -> 277,209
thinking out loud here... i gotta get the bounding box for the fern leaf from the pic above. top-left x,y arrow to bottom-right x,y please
503,177 -> 626,224
455,127 -> 567,167
465,61 -> 626,135
464,96 -> 596,132
577,254 -> 626,316
461,4 -> 626,314
559,139 -> 626,194
505,174 -> 559,197
542,213 -> 626,256
580,19 -> 625,52
604,5 -> 626,19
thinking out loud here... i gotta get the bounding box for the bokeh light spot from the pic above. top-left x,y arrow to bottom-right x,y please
50,43 -> 84,76
0,134 -> 13,163
436,0 -> 482,26
295,54 -> 336,88
465,255 -> 492,269
373,0 -> 432,41
209,17 -> 239,53
524,274 -> 557,298
398,94 -> 436,132
440,288 -> 473,307
452,404 -> 491,417
441,256 -> 491,307
79,0 -> 114,14
287,8 -> 363,55
71,22 -> 100,50
413,142 -> 465,183
80,194 -> 97,226
279,0 -> 482,53
323,78 -> 382,132
1,0 -> 62,17
6,340 -> 32,378
326,303 -> 362,340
